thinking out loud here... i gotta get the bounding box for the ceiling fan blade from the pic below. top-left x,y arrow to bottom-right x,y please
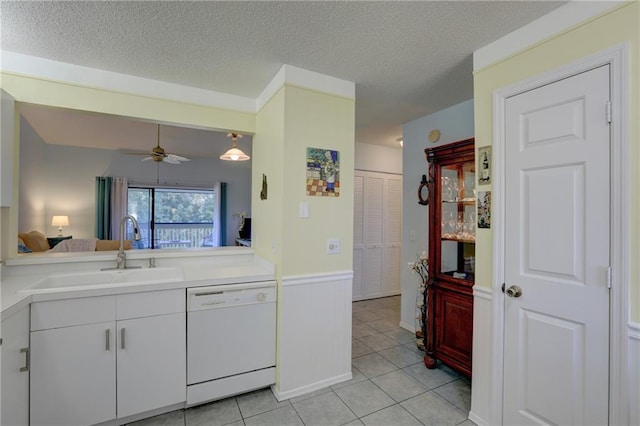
167,154 -> 190,162
141,156 -> 153,162
163,156 -> 181,164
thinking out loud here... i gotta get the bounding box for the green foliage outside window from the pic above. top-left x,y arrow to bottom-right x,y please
128,188 -> 214,224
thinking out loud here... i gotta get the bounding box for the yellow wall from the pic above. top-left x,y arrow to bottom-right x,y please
254,85 -> 355,276
473,2 -> 640,320
0,73 -> 255,133
253,88 -> 286,269
282,86 -> 355,276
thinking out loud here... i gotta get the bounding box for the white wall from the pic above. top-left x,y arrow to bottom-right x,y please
400,99 -> 474,331
355,142 -> 402,174
18,119 -> 252,246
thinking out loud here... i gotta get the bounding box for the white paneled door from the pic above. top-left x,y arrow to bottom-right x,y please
504,65 -> 610,425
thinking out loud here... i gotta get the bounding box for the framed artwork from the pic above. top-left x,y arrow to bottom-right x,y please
478,146 -> 492,185
478,191 -> 491,229
306,148 -> 340,197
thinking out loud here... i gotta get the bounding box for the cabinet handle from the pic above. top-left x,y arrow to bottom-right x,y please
20,347 -> 29,372
105,329 -> 110,351
121,328 -> 126,350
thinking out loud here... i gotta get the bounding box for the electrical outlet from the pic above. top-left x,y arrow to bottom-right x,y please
326,238 -> 340,254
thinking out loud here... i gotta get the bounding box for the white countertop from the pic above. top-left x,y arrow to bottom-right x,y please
1,248 -> 276,319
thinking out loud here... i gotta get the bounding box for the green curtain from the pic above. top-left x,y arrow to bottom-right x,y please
95,177 -> 112,239
219,182 -> 227,245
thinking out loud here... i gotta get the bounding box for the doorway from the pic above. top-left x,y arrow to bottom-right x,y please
492,45 -> 630,425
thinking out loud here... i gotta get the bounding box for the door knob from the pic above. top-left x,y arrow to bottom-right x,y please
506,285 -> 523,298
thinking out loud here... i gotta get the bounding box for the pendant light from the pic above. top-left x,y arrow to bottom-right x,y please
220,132 -> 250,161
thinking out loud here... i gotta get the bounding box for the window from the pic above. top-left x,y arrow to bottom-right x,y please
127,187 -> 216,249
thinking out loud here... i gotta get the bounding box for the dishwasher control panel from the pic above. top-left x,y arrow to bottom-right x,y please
187,281 -> 276,311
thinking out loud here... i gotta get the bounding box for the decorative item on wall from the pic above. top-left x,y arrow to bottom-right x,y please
260,173 -> 268,200
429,129 -> 441,143
478,191 -> 491,229
260,174 -> 268,200
306,147 -> 340,197
478,146 -> 492,185
418,174 -> 429,205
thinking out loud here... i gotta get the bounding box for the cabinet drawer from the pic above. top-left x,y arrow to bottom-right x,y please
117,290 -> 185,320
31,296 -> 116,331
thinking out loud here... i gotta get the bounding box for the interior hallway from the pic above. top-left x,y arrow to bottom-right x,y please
129,295 -> 473,426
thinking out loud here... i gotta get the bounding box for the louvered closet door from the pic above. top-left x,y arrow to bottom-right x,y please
363,173 -> 385,299
352,172 -> 365,301
382,175 -> 402,295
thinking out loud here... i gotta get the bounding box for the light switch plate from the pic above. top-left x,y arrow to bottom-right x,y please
326,238 -> 340,254
299,201 -> 309,218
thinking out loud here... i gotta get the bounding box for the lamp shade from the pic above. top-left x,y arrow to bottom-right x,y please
220,147 -> 250,161
51,216 -> 69,227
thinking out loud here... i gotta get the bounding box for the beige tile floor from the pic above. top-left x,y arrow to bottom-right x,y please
129,295 -> 474,426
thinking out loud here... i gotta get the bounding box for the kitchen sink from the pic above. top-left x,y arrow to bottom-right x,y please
19,267 -> 184,293
111,267 -> 184,283
27,271 -> 117,291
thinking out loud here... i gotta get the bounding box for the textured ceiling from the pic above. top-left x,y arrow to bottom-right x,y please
1,1 -> 567,148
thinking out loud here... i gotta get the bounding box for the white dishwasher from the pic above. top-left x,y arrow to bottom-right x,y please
186,281 -> 276,406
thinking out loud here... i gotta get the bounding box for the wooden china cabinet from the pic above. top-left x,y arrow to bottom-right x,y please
423,138 -> 475,378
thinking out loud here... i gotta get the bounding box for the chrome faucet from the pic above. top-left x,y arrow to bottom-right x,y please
116,215 -> 142,269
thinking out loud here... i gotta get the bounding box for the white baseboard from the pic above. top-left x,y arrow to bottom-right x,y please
399,321 -> 415,333
272,372 -> 352,401
468,411 -> 489,426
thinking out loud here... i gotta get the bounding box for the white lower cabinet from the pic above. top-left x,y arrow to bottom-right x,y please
117,312 -> 186,418
29,290 -> 186,426
1,306 -> 30,426
31,321 -> 117,426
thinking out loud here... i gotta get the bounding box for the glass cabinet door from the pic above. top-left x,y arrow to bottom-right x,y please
439,160 -> 475,281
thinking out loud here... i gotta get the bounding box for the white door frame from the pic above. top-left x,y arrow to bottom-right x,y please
490,44 -> 630,425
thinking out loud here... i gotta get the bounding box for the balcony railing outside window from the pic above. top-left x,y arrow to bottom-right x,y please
134,222 -> 213,249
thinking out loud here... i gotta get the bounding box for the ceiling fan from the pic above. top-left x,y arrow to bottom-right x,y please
128,124 -> 190,164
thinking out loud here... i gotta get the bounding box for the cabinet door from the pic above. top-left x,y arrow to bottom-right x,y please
117,312 -> 186,418
30,321 -> 116,426
1,306 -> 30,426
433,288 -> 473,377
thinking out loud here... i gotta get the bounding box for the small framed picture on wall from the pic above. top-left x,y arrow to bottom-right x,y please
478,191 -> 491,229
478,146 -> 492,185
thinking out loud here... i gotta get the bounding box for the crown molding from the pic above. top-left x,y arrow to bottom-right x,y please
473,0 -> 625,72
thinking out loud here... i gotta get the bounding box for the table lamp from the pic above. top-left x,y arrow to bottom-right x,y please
51,215 -> 69,236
